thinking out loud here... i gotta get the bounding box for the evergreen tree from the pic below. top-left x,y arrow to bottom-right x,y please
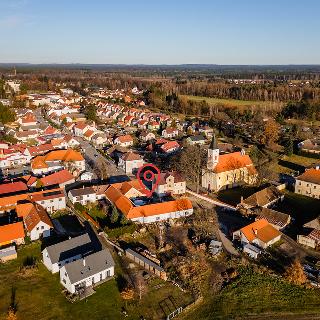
284,139 -> 293,156
110,205 -> 119,224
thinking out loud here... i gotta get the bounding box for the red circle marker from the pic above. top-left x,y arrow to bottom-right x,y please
137,163 -> 161,197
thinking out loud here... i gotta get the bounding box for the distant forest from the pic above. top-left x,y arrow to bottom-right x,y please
1,64 -> 320,118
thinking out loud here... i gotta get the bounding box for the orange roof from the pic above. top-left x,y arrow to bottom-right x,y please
74,122 -> 87,130
116,135 -> 133,143
105,182 -> 192,219
0,188 -> 64,212
84,129 -> 94,138
127,198 -> 193,219
0,222 -> 25,244
213,151 -> 256,174
51,138 -> 64,147
16,202 -> 35,218
24,203 -> 53,232
297,168 -> 320,185
40,169 -> 74,186
161,141 -> 180,152
31,149 -> 84,168
239,218 -> 281,243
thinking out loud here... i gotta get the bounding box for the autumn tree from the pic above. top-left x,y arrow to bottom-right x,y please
173,144 -> 207,193
133,272 -> 147,300
284,259 -> 307,285
262,119 -> 280,146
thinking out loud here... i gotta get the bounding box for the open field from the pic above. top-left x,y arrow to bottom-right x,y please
181,95 -> 284,111
183,267 -> 320,320
0,242 -> 193,320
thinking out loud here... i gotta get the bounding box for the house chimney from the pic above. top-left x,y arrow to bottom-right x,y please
253,228 -> 258,235
240,196 -> 243,203
83,259 -> 86,266
241,149 -> 245,156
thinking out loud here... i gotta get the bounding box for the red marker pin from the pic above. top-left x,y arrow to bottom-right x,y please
136,163 -> 161,197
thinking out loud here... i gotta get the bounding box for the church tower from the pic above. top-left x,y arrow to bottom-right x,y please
207,134 -> 219,170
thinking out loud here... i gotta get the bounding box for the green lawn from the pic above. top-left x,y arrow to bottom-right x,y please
183,268 -> 320,320
0,242 -> 192,320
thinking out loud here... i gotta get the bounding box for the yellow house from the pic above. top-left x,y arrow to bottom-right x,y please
202,136 -> 257,192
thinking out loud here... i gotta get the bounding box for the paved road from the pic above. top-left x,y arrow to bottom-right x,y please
186,189 -> 236,211
75,137 -> 128,180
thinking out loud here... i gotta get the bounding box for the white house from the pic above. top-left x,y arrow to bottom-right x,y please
154,171 -> 186,196
32,189 -> 66,213
23,204 -> 53,241
60,249 -> 115,294
162,128 -> 179,139
118,152 -> 144,174
68,187 -> 97,205
232,219 -> 281,249
42,233 -> 94,274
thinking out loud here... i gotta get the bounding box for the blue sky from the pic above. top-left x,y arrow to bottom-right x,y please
0,0 -> 319,64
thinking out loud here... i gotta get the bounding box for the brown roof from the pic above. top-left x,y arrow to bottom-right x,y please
255,207 -> 291,229
242,186 -> 283,208
23,203 -> 53,232
158,171 -> 185,185
122,152 -> 142,161
297,168 -> 320,185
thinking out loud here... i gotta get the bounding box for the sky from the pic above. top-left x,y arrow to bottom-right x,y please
0,0 -> 319,65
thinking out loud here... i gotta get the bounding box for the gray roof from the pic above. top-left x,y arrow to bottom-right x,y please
0,246 -> 16,258
64,249 -> 115,284
44,233 -> 94,264
189,135 -> 206,142
69,187 -> 96,197
126,248 -> 164,273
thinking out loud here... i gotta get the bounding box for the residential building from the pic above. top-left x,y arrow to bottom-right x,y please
42,233 -> 95,273
114,135 -> 134,147
0,222 -> 25,247
105,181 -> 193,224
17,203 -> 53,241
295,167 -> 320,199
60,249 -> 115,294
68,187 -> 97,205
162,128 -> 179,139
186,135 -> 207,145
118,152 -> 144,174
154,171 -> 186,196
233,219 -> 281,249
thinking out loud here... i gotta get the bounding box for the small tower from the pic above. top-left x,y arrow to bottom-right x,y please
207,134 -> 219,170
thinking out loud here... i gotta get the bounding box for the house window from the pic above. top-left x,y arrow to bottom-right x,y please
63,278 -> 66,284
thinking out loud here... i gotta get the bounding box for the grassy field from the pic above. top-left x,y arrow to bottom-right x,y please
183,267 -> 320,320
0,242 -> 193,320
181,95 -> 283,111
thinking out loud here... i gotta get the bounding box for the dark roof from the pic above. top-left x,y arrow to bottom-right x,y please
44,233 -> 94,264
64,249 -> 115,284
69,187 -> 96,197
254,207 -> 291,229
242,186 -> 283,208
189,135 -> 206,142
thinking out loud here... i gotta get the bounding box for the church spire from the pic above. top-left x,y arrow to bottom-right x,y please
209,133 -> 217,150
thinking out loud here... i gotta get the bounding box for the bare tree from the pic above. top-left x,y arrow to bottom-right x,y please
133,272 -> 147,300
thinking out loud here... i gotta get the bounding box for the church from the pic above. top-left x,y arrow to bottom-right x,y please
202,136 -> 257,192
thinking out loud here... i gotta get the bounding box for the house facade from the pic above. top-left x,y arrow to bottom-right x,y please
295,167 -> 320,199
202,136 -> 257,192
